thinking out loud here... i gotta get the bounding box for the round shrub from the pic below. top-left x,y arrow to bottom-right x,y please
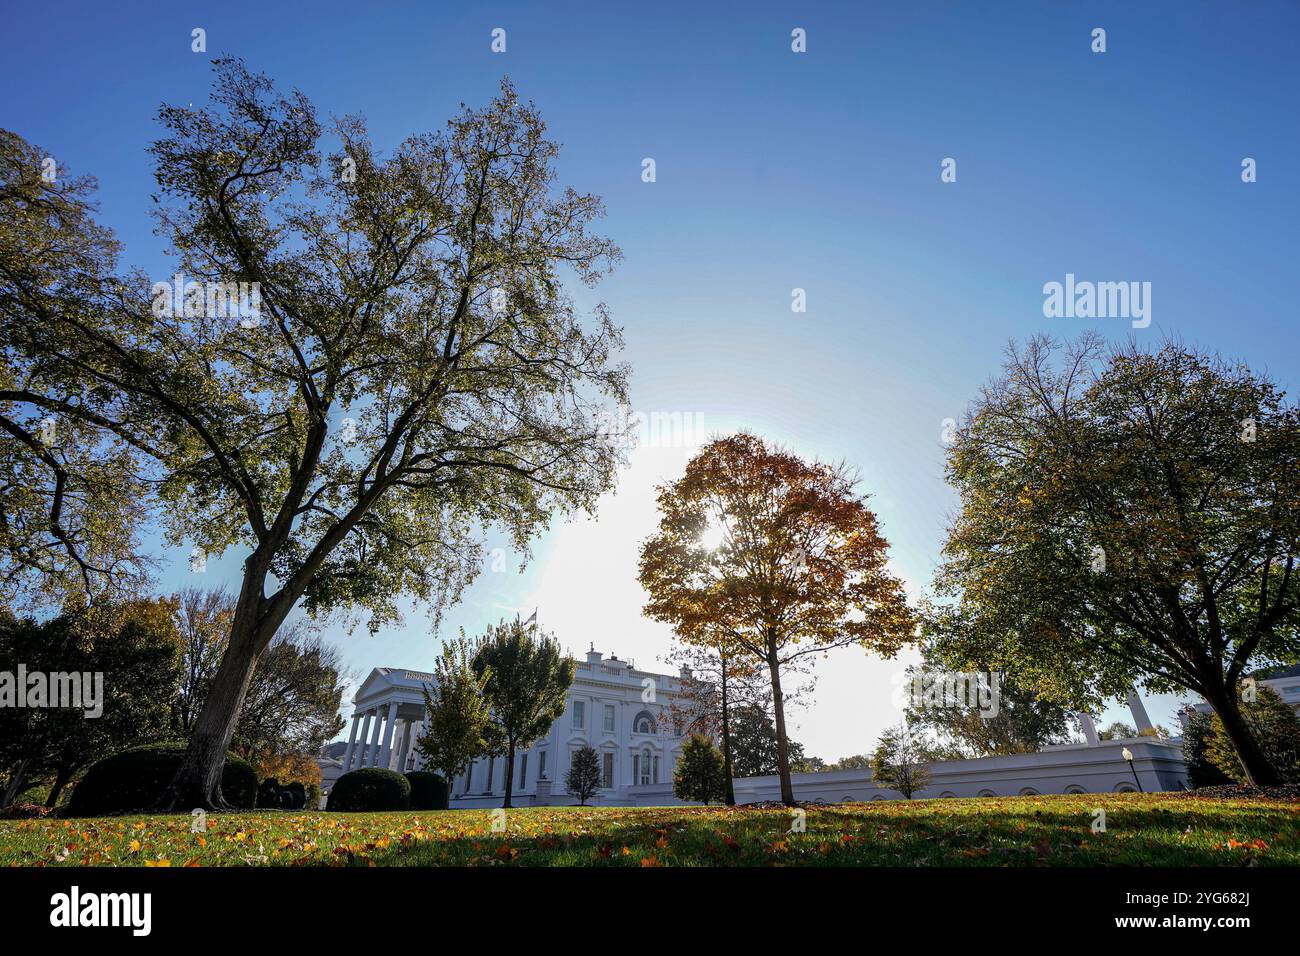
284,781 -> 307,810
326,767 -> 411,812
405,771 -> 448,810
67,743 -> 257,816
257,777 -> 283,809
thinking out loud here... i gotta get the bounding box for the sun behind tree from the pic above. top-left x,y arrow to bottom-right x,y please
639,432 -> 914,805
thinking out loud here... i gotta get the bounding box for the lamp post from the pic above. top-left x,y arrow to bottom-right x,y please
1121,746 -> 1144,793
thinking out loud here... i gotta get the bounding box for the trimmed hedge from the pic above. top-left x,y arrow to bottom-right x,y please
405,771 -> 449,810
67,743 -> 257,816
257,777 -> 308,810
326,767 -> 410,812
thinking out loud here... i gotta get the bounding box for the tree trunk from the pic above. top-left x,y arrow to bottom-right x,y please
1206,684 -> 1279,787
719,658 -> 735,806
502,744 -> 515,809
45,765 -> 73,808
164,607 -> 272,810
766,644 -> 794,805
1,759 -> 29,808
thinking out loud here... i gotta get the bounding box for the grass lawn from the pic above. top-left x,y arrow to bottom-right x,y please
2,793 -> 1296,867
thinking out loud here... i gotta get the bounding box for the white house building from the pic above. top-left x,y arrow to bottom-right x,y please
329,647 -> 1286,805
332,647 -> 692,806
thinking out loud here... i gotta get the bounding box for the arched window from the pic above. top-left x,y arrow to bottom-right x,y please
1063,785 -> 1086,795
1019,787 -> 1040,797
938,791 -> 957,799
1114,783 -> 1136,793
634,711 -> 657,735
976,789 -> 996,797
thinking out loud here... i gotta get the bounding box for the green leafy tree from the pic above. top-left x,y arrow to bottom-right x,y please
473,618 -> 575,808
416,632 -> 492,791
870,722 -> 931,799
827,754 -> 871,771
1207,686 -> 1300,784
0,130 -> 151,606
0,60 -> 627,807
673,734 -> 726,804
1098,721 -> 1137,741
0,598 -> 182,807
1180,707 -> 1233,788
790,755 -> 825,773
565,744 -> 601,806
933,335 -> 1300,786
729,703 -> 806,778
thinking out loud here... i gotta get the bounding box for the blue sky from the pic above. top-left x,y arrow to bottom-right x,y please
3,1 -> 1297,758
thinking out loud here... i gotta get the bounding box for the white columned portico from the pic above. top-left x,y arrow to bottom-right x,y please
378,702 -> 399,769
355,709 -> 375,769
396,719 -> 415,772
342,713 -> 361,771
365,707 -> 385,766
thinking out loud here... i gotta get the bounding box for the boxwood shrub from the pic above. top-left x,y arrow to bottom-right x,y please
67,743 -> 257,816
326,767 -> 411,811
405,771 -> 449,810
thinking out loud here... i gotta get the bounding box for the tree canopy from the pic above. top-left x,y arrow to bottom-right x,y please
932,335 -> 1300,785
640,432 -> 913,804
0,59 -> 628,805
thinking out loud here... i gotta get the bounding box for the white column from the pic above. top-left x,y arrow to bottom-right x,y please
365,707 -> 385,766
341,713 -> 361,771
355,709 -> 375,767
378,702 -> 399,769
1127,690 -> 1154,733
396,719 -> 414,772
1078,712 -> 1100,746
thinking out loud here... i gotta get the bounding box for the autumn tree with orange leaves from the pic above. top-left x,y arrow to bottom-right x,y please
638,433 -> 914,805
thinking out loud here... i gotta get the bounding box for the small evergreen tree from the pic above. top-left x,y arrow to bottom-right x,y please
416,633 -> 492,793
673,734 -> 726,804
870,722 -> 931,799
565,745 -> 601,806
473,618 -> 576,809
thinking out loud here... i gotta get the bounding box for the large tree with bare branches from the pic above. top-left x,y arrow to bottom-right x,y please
639,433 -> 914,805
0,60 -> 627,807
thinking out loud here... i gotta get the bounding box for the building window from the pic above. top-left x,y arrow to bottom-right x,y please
539,751 -> 547,780
602,752 -> 614,789
464,763 -> 473,793
640,748 -> 652,786
633,711 -> 656,735
673,719 -> 683,737
573,701 -> 585,730
519,753 -> 528,789
604,704 -> 615,733
653,755 -> 660,784
485,757 -> 495,793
